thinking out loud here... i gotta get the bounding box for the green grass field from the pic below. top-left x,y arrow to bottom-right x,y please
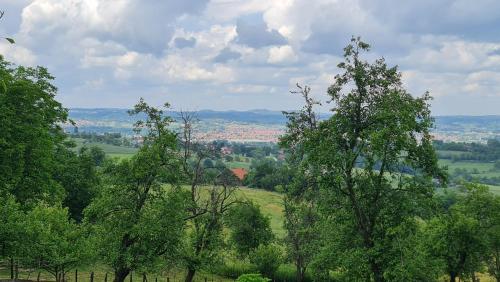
438,150 -> 500,194
71,138 -> 138,159
234,187 -> 284,237
225,161 -> 251,170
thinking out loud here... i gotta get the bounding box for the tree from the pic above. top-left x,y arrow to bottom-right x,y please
24,204 -> 89,282
88,146 -> 106,166
458,184 -> 500,282
424,183 -> 500,282
226,201 -> 273,257
0,57 -> 69,206
84,99 -> 188,282
177,111 -> 239,282
281,37 -> 445,281
244,158 -> 291,191
283,197 -> 320,282
280,84 -> 322,282
486,216 -> 500,282
53,146 -> 100,222
0,194 -> 26,279
426,208 -> 484,282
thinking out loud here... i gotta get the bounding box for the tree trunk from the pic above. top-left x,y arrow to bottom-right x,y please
10,257 -> 14,280
114,267 -> 131,282
296,264 -> 304,282
449,272 -> 456,282
370,261 -> 384,282
184,267 -> 196,282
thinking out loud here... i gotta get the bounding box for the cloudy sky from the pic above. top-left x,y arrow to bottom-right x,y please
1,0 -> 500,115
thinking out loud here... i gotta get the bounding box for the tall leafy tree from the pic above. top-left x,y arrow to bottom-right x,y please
85,99 -> 188,282
280,84 -> 322,282
54,146 -> 100,222
0,194 -> 26,279
281,37 -> 445,281
0,57 -> 69,206
177,111 -> 239,282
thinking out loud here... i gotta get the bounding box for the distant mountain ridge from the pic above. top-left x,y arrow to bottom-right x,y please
69,108 -> 500,126
69,108 -> 292,124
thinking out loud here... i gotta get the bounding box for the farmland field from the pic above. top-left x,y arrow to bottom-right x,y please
71,138 -> 138,159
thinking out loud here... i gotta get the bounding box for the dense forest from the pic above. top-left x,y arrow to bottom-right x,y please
1,38 -> 500,282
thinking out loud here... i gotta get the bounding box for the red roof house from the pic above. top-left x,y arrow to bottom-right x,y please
231,168 -> 248,181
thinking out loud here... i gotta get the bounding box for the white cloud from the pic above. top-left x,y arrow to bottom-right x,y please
0,42 -> 37,65
463,71 -> 500,96
268,45 -> 297,64
1,0 -> 500,114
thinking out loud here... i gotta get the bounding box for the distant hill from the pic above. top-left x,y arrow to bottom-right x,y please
69,108 -> 291,124
434,115 -> 500,133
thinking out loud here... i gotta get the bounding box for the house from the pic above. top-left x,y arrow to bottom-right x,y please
230,167 -> 248,181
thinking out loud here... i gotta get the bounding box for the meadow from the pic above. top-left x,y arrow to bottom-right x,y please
72,138 -> 139,159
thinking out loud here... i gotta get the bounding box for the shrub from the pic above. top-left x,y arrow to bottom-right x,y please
250,244 -> 282,279
236,274 -> 271,282
214,261 -> 256,279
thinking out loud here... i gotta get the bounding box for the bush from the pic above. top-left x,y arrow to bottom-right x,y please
214,261 -> 256,279
236,274 -> 270,282
250,244 -> 282,279
226,202 -> 273,257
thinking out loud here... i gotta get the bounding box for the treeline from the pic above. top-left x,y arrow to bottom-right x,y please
70,132 -> 136,147
2,38 -> 500,282
0,57 -> 283,282
435,139 -> 500,162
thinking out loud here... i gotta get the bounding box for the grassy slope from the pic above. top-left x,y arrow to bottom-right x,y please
234,187 -> 285,237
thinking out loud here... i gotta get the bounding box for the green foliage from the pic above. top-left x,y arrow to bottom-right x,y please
0,57 -> 69,206
236,273 -> 271,282
53,146 -> 100,222
244,158 -> 291,191
0,194 -> 26,261
425,183 -> 500,281
24,204 -> 89,281
280,37 -> 445,281
226,201 -> 273,257
88,146 -> 106,166
214,261 -> 256,279
283,197 -> 320,282
84,99 -> 188,282
250,244 -> 282,279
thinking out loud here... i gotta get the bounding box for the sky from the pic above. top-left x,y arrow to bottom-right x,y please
1,0 -> 500,115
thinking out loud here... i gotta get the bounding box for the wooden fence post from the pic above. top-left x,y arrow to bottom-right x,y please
15,263 -> 19,279
75,269 -> 78,282
167,277 -> 170,282
130,271 -> 133,282
10,257 -> 14,279
143,273 -> 147,282
90,271 -> 94,282
205,277 -> 207,282
37,272 -> 41,282
105,272 -> 108,282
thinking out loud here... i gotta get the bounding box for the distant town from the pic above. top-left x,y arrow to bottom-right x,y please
66,109 -> 500,144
